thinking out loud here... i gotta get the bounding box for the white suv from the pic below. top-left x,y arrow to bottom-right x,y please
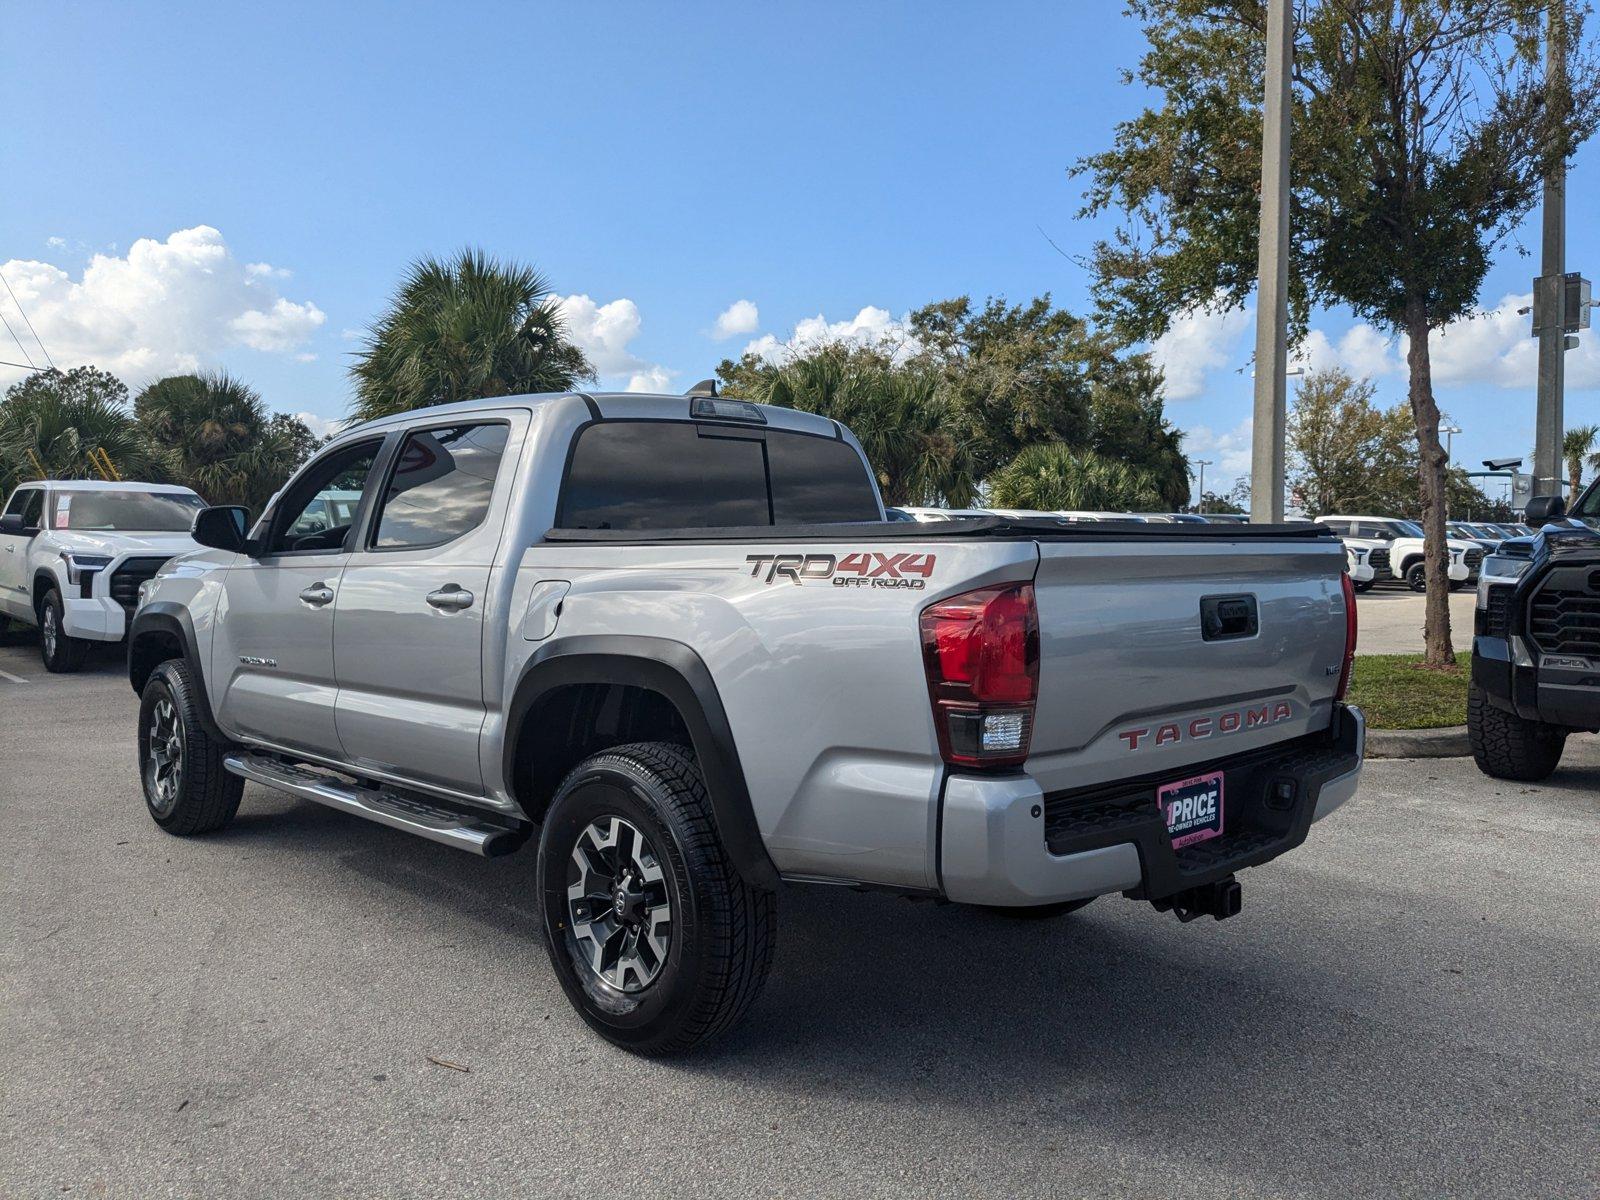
0,480 -> 204,671
1315,515 -> 1482,592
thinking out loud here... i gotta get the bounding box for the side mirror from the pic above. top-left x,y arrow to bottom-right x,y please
0,512 -> 32,536
191,505 -> 251,552
1524,494 -> 1567,524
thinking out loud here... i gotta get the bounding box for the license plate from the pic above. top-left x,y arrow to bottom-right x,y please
1157,770 -> 1225,849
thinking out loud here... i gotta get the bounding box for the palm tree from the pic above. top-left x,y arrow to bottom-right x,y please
1563,425 -> 1600,500
349,248 -> 594,423
757,344 -> 977,506
0,366 -> 156,495
134,372 -> 297,511
987,442 -> 1164,512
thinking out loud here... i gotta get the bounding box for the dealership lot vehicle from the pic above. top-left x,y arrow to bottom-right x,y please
1316,514 -> 1482,591
0,479 -> 204,672
1469,490 -> 1600,780
129,390 -> 1362,1054
2,643 -> 1594,1198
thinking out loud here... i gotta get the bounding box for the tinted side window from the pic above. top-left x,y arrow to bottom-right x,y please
4,488 -> 42,526
769,432 -> 881,524
268,439 -> 383,553
558,421 -> 880,530
560,423 -> 770,530
372,423 -> 509,550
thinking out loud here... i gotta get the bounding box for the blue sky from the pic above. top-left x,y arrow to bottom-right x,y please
3,0 -> 1597,497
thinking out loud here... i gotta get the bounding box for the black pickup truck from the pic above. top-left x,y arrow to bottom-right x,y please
1469,487 -> 1600,780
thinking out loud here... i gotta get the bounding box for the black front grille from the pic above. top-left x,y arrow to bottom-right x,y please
1464,548 -> 1485,571
1529,583 -> 1600,657
109,557 -> 172,612
1368,547 -> 1392,576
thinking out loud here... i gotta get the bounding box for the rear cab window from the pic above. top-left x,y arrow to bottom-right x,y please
557,420 -> 880,531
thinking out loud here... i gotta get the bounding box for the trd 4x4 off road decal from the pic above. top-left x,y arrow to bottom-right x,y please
745,551 -> 937,589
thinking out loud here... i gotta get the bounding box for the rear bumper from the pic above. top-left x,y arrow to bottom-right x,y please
940,704 -> 1365,907
62,596 -> 128,642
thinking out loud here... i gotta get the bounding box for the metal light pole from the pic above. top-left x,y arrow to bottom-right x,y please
1193,459 -> 1213,512
1533,0 -> 1568,498
1441,425 -> 1461,462
1250,0 -> 1293,524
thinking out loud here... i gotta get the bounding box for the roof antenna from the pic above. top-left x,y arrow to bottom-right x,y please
685,379 -> 718,398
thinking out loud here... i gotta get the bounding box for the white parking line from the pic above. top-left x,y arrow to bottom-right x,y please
0,668 -> 29,684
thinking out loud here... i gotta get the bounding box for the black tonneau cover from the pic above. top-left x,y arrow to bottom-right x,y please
544,518 -> 1339,544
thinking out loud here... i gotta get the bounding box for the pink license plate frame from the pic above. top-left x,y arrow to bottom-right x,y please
1156,770 -> 1225,849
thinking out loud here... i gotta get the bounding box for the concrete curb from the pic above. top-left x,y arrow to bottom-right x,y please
1366,725 -> 1472,759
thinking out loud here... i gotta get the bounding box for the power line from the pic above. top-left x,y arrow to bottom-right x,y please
0,310 -> 39,372
0,268 -> 53,369
1,358 -> 44,371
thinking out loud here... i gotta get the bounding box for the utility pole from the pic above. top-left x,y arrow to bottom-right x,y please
1250,0 -> 1293,523
1533,0 -> 1567,499
1193,459 -> 1213,512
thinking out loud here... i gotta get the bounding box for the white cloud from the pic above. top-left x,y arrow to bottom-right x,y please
712,299 -> 760,339
0,225 -> 325,387
1150,298 -> 1253,400
1292,294 -> 1599,391
294,411 -> 345,440
552,292 -> 677,393
45,236 -> 66,250
741,305 -> 920,364
1181,419 -> 1255,491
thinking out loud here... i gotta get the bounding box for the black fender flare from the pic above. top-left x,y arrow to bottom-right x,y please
503,635 -> 779,889
127,601 -> 225,742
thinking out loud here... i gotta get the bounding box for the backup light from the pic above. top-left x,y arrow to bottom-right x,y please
920,583 -> 1039,768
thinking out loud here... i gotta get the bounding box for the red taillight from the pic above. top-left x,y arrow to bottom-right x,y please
1335,571 -> 1358,702
921,582 -> 1039,768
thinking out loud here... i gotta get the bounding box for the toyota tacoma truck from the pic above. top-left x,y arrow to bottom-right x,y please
1469,487 -> 1600,780
127,390 -> 1365,1054
0,479 -> 204,671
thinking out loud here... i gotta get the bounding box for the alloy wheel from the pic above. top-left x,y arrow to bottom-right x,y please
565,815 -> 673,993
41,605 -> 57,658
145,698 -> 184,815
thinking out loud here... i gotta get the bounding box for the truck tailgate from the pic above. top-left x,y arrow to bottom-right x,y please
1025,537 -> 1349,795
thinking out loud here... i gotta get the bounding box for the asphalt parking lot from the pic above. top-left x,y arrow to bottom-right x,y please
2,638 -> 1597,1199
1354,586 -> 1477,655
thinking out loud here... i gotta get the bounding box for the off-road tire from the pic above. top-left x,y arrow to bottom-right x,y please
38,588 -> 89,673
979,897 -> 1097,920
1467,683 -> 1567,781
537,741 -> 776,1055
138,659 -> 244,834
1405,562 -> 1428,593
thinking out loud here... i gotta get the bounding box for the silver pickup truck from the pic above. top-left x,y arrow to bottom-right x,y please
128,390 -> 1365,1054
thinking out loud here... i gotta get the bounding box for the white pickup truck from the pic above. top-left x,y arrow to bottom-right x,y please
128,391 -> 1365,1054
0,479 -> 203,671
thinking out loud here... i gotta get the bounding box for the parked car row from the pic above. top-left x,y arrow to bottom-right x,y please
888,506 -> 1250,526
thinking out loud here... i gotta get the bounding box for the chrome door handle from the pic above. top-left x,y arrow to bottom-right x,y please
299,584 -> 335,607
426,585 -> 474,611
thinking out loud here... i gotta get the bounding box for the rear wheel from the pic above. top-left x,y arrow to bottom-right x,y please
1353,580 -> 1375,594
1468,684 -> 1567,781
537,742 -> 775,1055
38,589 -> 88,673
138,659 -> 244,834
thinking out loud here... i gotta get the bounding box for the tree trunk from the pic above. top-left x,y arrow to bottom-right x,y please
1404,298 -> 1455,667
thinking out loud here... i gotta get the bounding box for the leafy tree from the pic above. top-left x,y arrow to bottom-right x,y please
134,373 -> 303,512
350,248 -> 593,423
908,295 -> 1191,504
724,343 -> 976,506
267,412 -> 327,471
1287,368 -> 1415,515
987,443 -> 1165,512
1563,424 -> 1600,498
0,367 -> 154,495
1198,487 -> 1248,515
1078,0 -> 1600,665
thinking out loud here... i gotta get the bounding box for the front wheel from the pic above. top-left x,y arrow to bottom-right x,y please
537,742 -> 775,1055
1467,684 -> 1567,781
38,589 -> 89,673
1405,563 -> 1428,593
138,660 -> 244,834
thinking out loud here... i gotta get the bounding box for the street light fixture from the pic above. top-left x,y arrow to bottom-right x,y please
1191,459 -> 1214,513
1441,425 -> 1461,461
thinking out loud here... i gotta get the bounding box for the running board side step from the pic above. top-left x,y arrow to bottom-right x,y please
223,753 -> 524,857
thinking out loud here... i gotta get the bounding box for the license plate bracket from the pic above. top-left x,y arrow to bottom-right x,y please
1157,770 -> 1225,849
